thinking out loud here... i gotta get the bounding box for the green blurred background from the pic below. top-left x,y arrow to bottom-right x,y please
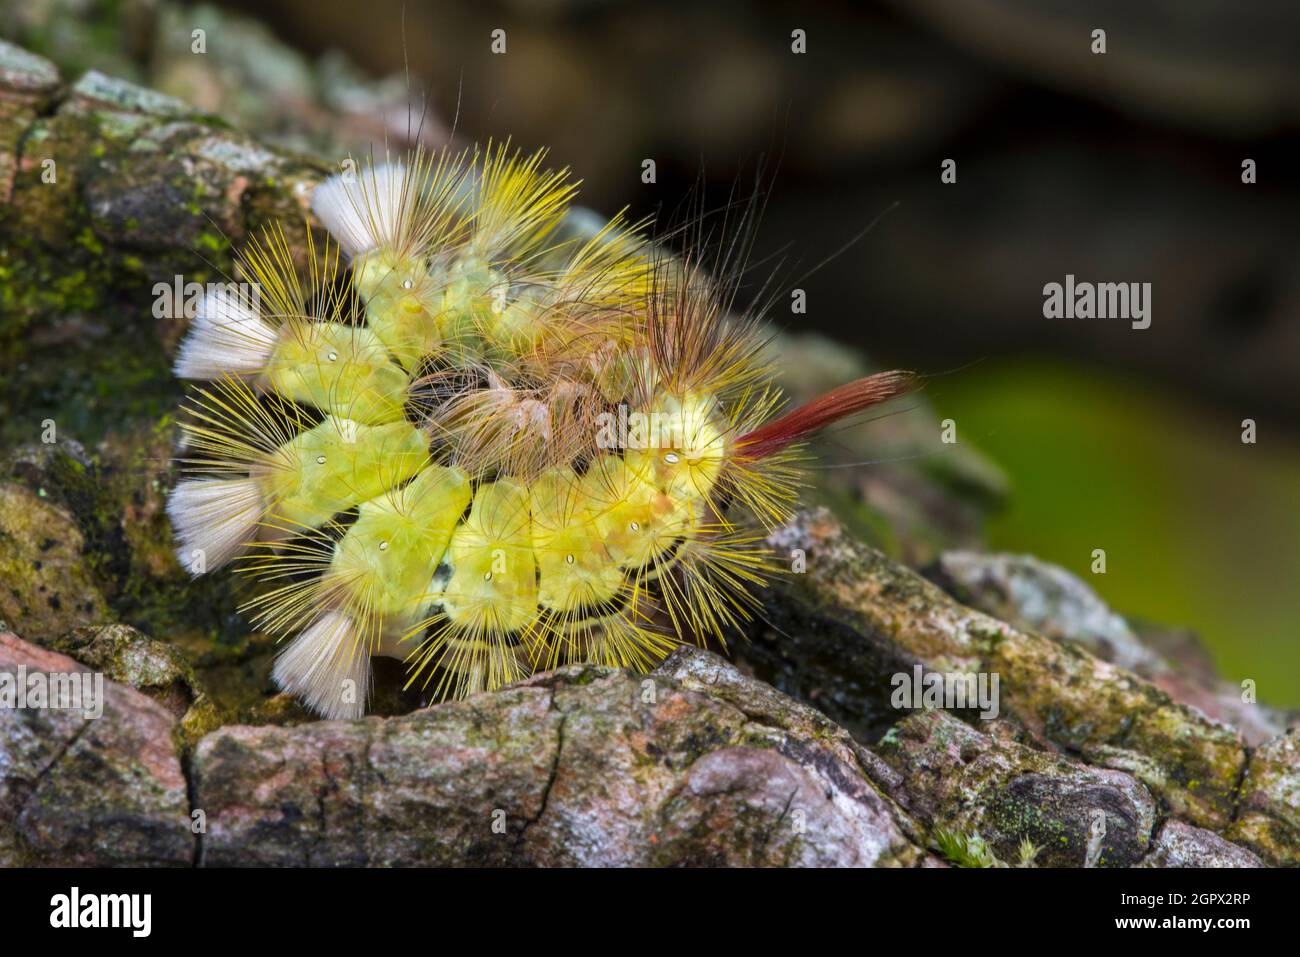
933,359 -> 1300,703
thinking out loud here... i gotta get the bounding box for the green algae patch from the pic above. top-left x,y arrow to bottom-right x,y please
0,481 -> 111,641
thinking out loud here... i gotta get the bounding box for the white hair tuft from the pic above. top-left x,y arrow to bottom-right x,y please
174,287 -> 278,380
310,162 -> 410,259
167,477 -> 263,575
272,610 -> 371,720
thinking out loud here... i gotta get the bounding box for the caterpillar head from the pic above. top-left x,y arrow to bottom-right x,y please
168,143 -> 913,719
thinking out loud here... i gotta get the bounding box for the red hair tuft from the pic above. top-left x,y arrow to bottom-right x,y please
735,370 -> 915,459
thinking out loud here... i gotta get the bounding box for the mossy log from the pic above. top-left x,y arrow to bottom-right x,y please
0,39 -> 325,447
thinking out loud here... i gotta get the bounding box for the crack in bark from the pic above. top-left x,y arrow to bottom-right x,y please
182,747 -> 202,868
754,786 -> 800,861
16,711 -> 90,813
10,712 -> 91,860
1227,742 -> 1252,826
513,689 -> 566,861
359,724 -> 372,866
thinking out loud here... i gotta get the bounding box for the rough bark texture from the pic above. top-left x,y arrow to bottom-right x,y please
3,496 -> 1293,865
4,498 -> 1293,866
189,653 -> 929,867
753,511 -> 1249,832
0,633 -> 192,867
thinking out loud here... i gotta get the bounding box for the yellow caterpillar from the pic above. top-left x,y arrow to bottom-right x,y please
167,143 -> 912,719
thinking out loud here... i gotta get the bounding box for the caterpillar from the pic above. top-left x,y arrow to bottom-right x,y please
167,142 -> 913,719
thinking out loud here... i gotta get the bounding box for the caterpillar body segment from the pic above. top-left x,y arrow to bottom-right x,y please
361,258 -> 452,371
174,225 -> 415,426
176,296 -> 412,425
168,144 -> 915,718
439,479 -> 539,636
263,321 -> 409,425
622,390 -> 728,504
172,397 -> 428,573
261,416 -> 430,534
252,464 -> 472,719
529,468 -> 624,614
326,464 -> 472,627
583,454 -> 694,570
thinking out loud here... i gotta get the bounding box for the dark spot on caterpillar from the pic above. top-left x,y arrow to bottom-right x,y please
536,590 -> 633,623
260,387 -> 324,430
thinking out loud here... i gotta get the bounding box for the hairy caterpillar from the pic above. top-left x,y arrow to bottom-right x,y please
167,143 -> 913,719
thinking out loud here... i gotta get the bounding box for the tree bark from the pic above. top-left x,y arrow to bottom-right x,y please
0,39 -> 324,447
